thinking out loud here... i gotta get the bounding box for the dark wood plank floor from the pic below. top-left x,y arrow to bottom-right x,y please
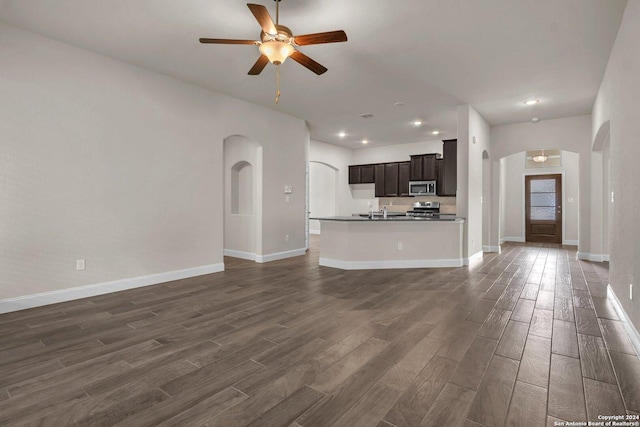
1,237 -> 638,426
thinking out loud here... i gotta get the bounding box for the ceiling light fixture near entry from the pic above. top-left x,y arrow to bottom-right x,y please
431,130 -> 440,135
413,120 -> 423,126
362,139 -> 369,144
532,150 -> 548,162
524,99 -> 540,105
338,131 -> 346,138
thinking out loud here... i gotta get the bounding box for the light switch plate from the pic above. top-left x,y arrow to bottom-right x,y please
284,185 -> 293,194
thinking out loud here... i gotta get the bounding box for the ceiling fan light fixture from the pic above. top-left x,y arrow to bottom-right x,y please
259,41 -> 294,64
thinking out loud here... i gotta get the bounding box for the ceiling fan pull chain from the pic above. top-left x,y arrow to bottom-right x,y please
275,64 -> 281,104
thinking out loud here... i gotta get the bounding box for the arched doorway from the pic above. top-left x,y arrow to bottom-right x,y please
308,161 -> 339,235
592,120 -> 611,261
482,150 -> 491,251
498,150 -> 580,246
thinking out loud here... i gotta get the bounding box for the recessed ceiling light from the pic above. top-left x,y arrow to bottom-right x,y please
413,120 -> 423,126
338,131 -> 346,138
362,139 -> 368,144
524,99 -> 540,105
431,130 -> 440,135
531,117 -> 540,123
394,102 -> 405,107
359,113 -> 374,119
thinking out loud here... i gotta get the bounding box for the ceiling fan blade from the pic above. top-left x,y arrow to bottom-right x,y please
247,3 -> 277,35
293,30 -> 347,46
290,50 -> 328,75
199,38 -> 257,45
248,55 -> 270,75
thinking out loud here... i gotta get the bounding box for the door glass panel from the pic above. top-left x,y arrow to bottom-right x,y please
531,207 -> 556,220
531,179 -> 555,193
531,193 -> 556,207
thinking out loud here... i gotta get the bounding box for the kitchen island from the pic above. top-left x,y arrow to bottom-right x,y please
313,216 -> 465,270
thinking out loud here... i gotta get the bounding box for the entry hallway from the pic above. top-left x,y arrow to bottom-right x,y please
0,237 -> 638,426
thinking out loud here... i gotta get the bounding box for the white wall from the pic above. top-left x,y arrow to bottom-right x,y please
500,151 -> 579,244
0,23 -> 308,301
591,1 -> 640,328
224,136 -> 260,258
351,140 -> 443,164
491,115 -> 592,254
458,105 -> 491,262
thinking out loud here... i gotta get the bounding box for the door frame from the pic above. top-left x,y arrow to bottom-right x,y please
522,171 -> 566,244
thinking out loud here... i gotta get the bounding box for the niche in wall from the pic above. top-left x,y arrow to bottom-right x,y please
231,161 -> 253,215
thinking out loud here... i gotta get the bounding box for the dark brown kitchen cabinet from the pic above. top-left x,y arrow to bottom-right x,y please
384,163 -> 399,197
398,161 -> 411,196
436,158 -> 444,195
349,165 -> 361,184
374,164 -> 386,197
349,165 -> 375,184
360,165 -> 374,183
438,139 -> 457,196
410,154 -> 438,181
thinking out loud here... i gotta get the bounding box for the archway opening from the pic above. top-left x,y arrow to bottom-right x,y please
308,161 -> 339,235
482,150 -> 491,251
498,150 -> 579,246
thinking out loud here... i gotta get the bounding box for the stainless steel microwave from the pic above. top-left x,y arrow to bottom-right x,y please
409,180 -> 436,196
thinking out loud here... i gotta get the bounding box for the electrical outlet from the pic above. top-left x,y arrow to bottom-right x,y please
76,259 -> 85,271
397,242 -> 402,250
285,195 -> 290,202
285,234 -> 289,242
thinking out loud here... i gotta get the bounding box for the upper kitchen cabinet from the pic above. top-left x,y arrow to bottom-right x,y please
410,154 -> 439,181
374,164 -> 385,197
384,162 -> 399,197
398,162 -> 411,196
348,164 -> 375,184
437,139 -> 457,196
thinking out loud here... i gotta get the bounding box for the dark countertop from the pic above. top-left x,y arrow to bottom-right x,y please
311,215 -> 465,222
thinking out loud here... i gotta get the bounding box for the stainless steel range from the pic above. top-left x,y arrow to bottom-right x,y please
406,201 -> 440,217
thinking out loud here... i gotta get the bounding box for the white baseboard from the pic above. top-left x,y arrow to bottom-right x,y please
0,263 -> 225,315
501,236 -> 525,243
483,245 -> 501,253
319,257 -> 463,270
563,239 -> 578,246
309,229 -> 321,235
577,252 -> 609,262
464,250 -> 483,266
256,248 -> 307,263
223,249 -> 256,261
608,285 -> 640,357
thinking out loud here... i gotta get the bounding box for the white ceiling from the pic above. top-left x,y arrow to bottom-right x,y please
0,0 -> 627,148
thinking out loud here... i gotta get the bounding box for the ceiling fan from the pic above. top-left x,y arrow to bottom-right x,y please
199,1 -> 347,102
